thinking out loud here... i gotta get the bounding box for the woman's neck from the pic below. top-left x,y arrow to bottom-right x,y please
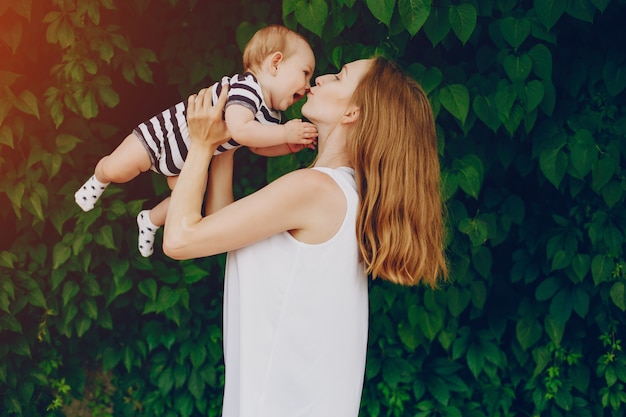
313,125 -> 352,169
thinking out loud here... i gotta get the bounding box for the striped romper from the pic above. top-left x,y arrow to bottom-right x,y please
133,72 -> 282,176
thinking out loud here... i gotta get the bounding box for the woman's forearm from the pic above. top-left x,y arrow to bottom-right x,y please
205,151 -> 235,215
163,142 -> 215,251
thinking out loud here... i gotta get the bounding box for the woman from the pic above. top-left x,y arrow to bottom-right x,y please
163,57 -> 447,417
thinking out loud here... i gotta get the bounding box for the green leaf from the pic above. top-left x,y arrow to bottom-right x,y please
190,345 -> 207,368
523,80 -> 544,112
144,321 -> 162,351
454,154 -> 483,199
470,280 -> 487,309
603,59 -> 626,97
175,392 -> 194,417
551,249 -> 573,271
601,181 -> 623,208
366,0 -> 396,27
569,129 -> 598,177
11,335 -> 31,357
610,282 -> 625,311
566,0 -> 596,23
503,54 -> 532,82
439,84 -> 469,124
591,254 -> 614,285
544,314 -> 564,346
535,276 -> 561,300
516,318 -> 542,350
528,44 -> 553,80
0,251 -> 17,269
534,0 -> 566,29
398,321 -> 422,350
156,286 -> 181,313
590,0 -> 611,12
539,146 -> 568,188
448,3 -> 476,45
0,125 -> 14,148
500,16 -> 531,49
416,305 -> 443,341
102,347 -> 122,371
139,279 -> 157,301
95,225 -> 117,250
80,298 -> 98,320
410,64 -> 443,94
75,316 -> 91,337
62,281 -> 79,307
293,0 -> 328,37
459,218 -> 488,246
447,286 -> 470,317
123,345 -> 135,373
80,90 -> 99,119
398,0 -> 431,36
472,246 -> 492,278
466,342 -> 485,378
440,169 -> 458,201
473,95 -> 500,132
572,287 -> 590,318
382,356 -> 413,387
423,6 -> 450,47
592,156 -> 617,192
157,365 -> 174,395
55,134 -> 81,154
0,19 -> 24,54
571,254 -> 590,281
98,85 -> 120,108
182,262 -> 209,284
188,368 -> 205,400
14,90 -> 39,119
52,242 -> 72,270
494,82 -> 516,121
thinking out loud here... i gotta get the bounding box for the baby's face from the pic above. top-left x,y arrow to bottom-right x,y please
269,43 -> 315,111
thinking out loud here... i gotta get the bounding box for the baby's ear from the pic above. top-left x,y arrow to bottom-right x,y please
270,52 -> 284,74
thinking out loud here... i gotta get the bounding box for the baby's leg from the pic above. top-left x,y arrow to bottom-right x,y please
136,176 -> 176,257
95,133 -> 152,183
75,133 -> 152,212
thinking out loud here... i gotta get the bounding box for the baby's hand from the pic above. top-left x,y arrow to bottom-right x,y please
283,119 -> 318,144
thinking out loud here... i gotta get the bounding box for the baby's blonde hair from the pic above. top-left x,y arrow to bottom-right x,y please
242,25 -> 310,73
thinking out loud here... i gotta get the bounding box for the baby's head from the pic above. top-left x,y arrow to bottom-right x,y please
243,25 -> 315,111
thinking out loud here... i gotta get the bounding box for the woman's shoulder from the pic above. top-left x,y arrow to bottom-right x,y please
279,167 -> 345,192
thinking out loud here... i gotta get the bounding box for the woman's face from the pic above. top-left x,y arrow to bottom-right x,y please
302,59 -> 373,125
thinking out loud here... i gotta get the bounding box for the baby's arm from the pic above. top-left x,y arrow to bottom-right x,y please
225,104 -> 317,148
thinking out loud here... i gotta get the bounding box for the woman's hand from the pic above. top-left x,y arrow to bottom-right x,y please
187,84 -> 231,150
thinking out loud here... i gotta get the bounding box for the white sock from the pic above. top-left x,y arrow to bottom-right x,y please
137,210 -> 159,257
74,175 -> 109,212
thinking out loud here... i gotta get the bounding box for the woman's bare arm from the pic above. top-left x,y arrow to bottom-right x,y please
163,85 -> 344,260
204,151 -> 235,216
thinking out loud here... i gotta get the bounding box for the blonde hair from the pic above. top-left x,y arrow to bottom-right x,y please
348,57 -> 448,287
242,25 -> 310,73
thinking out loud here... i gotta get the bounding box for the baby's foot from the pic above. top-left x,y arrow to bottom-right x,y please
137,210 -> 159,257
75,175 -> 109,212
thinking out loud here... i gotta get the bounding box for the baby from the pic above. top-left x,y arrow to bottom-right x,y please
74,25 -> 317,256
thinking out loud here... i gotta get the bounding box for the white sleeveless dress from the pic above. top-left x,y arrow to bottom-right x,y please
221,167 -> 369,417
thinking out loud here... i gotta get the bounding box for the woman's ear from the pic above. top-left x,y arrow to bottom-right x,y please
342,107 -> 361,124
270,52 -> 284,74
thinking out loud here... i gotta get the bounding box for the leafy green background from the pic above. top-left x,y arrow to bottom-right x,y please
1,0 -> 626,416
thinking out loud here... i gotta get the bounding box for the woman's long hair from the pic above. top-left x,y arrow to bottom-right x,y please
348,57 -> 448,287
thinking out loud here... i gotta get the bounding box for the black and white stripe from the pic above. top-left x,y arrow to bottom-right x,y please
134,72 -> 282,176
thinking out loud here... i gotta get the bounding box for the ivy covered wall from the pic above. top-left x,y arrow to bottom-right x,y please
1,0 -> 625,416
